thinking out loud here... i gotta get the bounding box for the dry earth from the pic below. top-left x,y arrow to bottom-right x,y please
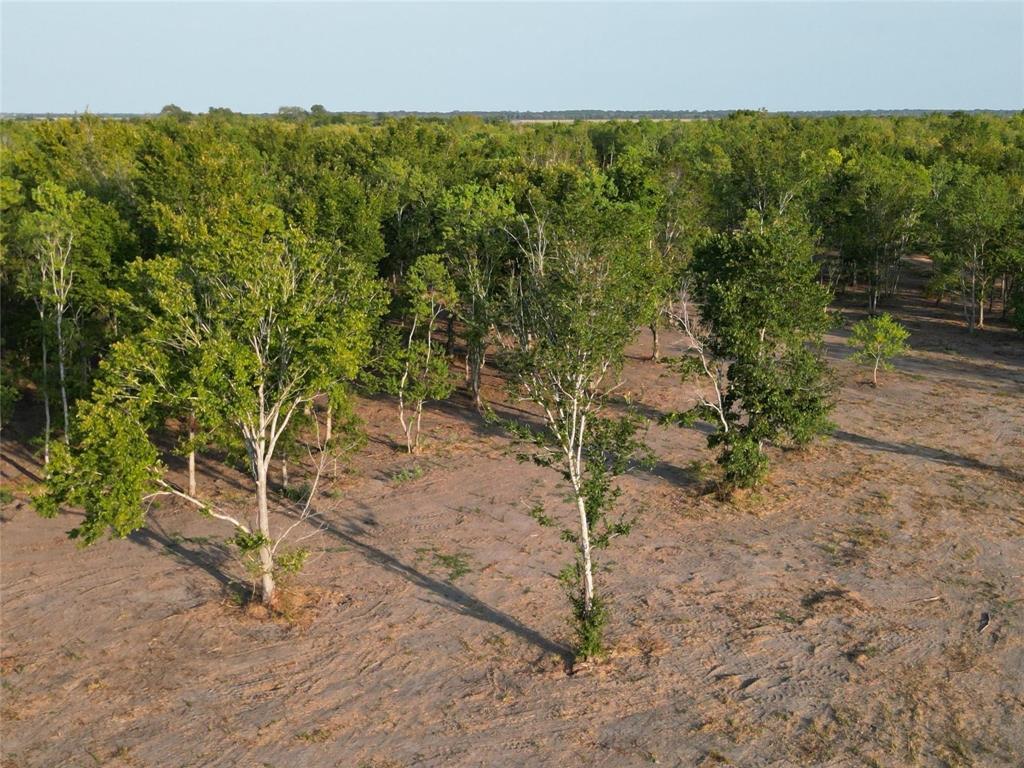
2,263 -> 1023,767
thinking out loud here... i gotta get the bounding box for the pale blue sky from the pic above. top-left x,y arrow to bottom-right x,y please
2,1 -> 1022,113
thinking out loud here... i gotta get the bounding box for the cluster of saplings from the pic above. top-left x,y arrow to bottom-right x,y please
2,111 -> 1021,659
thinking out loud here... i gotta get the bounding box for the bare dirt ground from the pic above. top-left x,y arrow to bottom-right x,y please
3,261 -> 1023,768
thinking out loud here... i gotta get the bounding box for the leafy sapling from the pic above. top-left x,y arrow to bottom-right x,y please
374,253 -> 457,453
848,313 -> 910,387
499,176 -> 654,660
438,184 -> 514,410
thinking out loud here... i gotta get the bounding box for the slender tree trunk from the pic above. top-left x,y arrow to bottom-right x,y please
281,457 -> 289,490
324,405 -> 332,443
650,323 -> 660,361
37,308 -> 51,465
872,358 -> 880,387
255,459 -> 276,606
445,312 -> 455,355
187,418 -> 197,496
969,265 -> 977,332
572,477 -> 595,615
398,391 -> 413,453
398,317 -> 417,453
413,401 -> 424,454
468,341 -> 484,410
55,310 -> 69,439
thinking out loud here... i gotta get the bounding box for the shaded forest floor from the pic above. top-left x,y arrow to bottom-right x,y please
2,258 -> 1023,767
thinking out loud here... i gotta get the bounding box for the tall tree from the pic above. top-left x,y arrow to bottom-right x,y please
40,147 -> 385,606
932,165 -> 1019,330
500,176 -> 652,660
438,183 -> 514,408
832,153 -> 931,312
372,253 -> 457,453
669,215 -> 835,487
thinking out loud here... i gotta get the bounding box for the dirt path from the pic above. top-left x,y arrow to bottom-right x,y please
3,274 -> 1023,768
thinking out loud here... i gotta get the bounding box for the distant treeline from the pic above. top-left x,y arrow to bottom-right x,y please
3,106 -> 1021,123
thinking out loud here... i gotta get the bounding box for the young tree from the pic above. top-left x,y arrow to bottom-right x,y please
500,178 -> 652,660
642,141 -> 711,360
932,166 -> 1018,331
438,184 -> 514,408
375,253 -> 457,453
21,183 -> 78,442
14,181 -> 132,458
669,215 -> 835,487
832,153 -> 931,312
40,153 -> 385,606
849,313 -> 910,387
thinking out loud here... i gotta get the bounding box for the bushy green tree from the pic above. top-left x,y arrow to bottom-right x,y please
40,146 -> 385,606
831,153 -> 931,311
849,313 -> 910,387
931,165 -> 1018,331
670,215 -> 835,487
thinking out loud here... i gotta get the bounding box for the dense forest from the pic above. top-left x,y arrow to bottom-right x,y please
2,110 -> 1022,659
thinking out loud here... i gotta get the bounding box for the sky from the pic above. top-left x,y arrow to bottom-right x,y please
1,1 -> 1022,114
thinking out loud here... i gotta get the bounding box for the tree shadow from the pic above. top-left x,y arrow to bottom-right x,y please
645,459 -> 706,489
299,508 -> 573,666
129,520 -> 247,599
0,448 -> 43,483
833,430 -> 1024,484
431,393 -> 548,442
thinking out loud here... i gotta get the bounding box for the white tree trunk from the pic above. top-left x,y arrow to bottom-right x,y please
255,459 -> 276,606
187,416 -> 197,496
468,342 -> 485,410
38,307 -> 51,465
575,493 -> 595,614
55,309 -> 69,439
412,400 -> 424,454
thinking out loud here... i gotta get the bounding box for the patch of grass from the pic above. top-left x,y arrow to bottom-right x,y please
415,546 -> 473,582
527,503 -> 555,527
0,488 -> 14,505
281,482 -> 313,503
391,465 -> 425,485
820,523 -> 889,565
433,551 -> 472,582
774,611 -> 802,625
801,587 -> 851,610
295,727 -> 332,743
686,459 -> 714,481
701,751 -> 732,766
844,641 -> 880,663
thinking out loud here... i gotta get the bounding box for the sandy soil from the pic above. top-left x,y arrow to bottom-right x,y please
2,262 -> 1023,767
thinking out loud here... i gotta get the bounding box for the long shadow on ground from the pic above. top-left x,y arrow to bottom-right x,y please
834,430 -> 1023,484
304,511 -> 574,665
